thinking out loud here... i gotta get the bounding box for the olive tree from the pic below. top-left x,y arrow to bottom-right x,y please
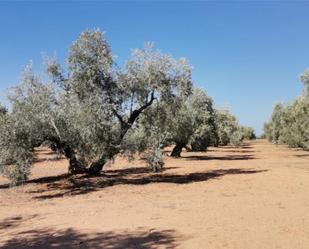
240,126 -> 256,140
124,88 -> 217,159
122,104 -> 171,172
215,109 -> 245,146
0,29 -> 192,184
169,88 -> 217,157
0,95 -> 34,184
264,68 -> 309,149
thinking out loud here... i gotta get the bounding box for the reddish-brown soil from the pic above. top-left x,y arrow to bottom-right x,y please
1,139 -> 309,249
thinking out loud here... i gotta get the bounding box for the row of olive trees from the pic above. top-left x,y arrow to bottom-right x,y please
122,89 -> 255,159
0,29 -> 254,185
263,70 -> 309,149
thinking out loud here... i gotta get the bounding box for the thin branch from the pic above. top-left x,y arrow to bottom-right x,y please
112,109 -> 125,126
130,92 -> 134,116
49,117 -> 62,141
127,91 -> 155,125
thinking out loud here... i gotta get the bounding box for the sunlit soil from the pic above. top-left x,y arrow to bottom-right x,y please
1,139 -> 309,249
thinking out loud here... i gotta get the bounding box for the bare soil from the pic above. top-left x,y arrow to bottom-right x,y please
1,139 -> 309,249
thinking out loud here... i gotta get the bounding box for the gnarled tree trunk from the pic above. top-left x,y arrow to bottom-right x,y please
46,136 -> 86,174
62,144 -> 86,174
70,91 -> 156,176
171,143 -> 185,158
87,155 -> 109,175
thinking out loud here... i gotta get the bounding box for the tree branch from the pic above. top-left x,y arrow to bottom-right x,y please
112,109 -> 125,126
49,117 -> 62,141
127,91 -> 155,125
88,91 -> 156,175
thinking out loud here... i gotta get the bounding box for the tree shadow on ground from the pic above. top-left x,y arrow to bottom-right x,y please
294,154 -> 309,158
206,149 -> 255,153
0,167 -> 177,190
1,227 -> 182,249
0,215 -> 38,231
0,174 -> 70,189
33,157 -> 66,163
24,167 -> 267,200
163,142 -> 254,154
183,154 -> 255,161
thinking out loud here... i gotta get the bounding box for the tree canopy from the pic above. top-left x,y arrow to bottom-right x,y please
264,69 -> 309,149
0,29 -> 254,185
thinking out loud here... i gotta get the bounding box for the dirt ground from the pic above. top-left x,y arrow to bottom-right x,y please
0,139 -> 309,249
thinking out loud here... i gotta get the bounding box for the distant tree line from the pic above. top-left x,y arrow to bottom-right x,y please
263,70 -> 309,149
0,29 -> 255,185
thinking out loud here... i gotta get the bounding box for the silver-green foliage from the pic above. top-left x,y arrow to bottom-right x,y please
179,89 -> 217,150
0,104 -> 7,115
0,28 -> 255,184
264,70 -> 309,149
0,29 -> 193,184
121,102 -> 171,172
240,126 -> 256,140
167,88 -> 217,157
215,109 -> 246,146
0,104 -> 33,185
0,66 -> 54,184
187,89 -> 218,151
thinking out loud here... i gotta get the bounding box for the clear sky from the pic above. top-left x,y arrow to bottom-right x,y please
0,1 -> 309,135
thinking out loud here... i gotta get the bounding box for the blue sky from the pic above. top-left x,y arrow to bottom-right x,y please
0,1 -> 308,135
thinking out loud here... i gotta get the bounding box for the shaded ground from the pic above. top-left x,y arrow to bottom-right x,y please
1,140 -> 309,248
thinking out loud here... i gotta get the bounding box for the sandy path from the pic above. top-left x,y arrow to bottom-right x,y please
1,139 -> 309,248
